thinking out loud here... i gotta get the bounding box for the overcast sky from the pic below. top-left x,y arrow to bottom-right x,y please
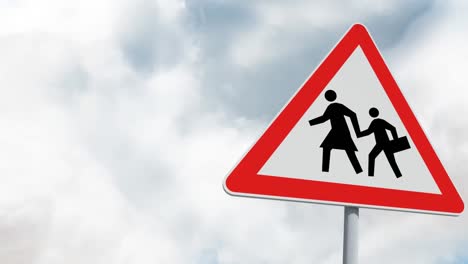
0,0 -> 468,263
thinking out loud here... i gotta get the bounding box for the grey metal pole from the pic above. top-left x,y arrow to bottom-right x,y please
343,206 -> 359,264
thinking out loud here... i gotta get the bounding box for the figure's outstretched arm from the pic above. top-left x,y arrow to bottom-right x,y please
357,127 -> 373,138
309,107 -> 330,126
308,115 -> 328,126
309,107 -> 332,126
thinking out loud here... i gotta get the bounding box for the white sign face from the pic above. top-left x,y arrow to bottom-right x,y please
223,24 -> 463,215
259,47 -> 440,194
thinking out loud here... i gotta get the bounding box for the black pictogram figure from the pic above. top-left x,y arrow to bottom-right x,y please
358,107 -> 410,178
308,90 -> 363,174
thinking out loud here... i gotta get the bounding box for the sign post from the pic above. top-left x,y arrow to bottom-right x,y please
223,23 -> 464,263
343,206 -> 359,264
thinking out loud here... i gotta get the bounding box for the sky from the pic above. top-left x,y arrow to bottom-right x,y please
0,0 -> 468,263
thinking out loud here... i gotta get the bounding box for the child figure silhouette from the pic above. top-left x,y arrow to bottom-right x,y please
358,107 -> 403,178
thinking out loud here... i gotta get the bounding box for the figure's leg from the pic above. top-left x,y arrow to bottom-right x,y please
368,146 -> 383,177
384,150 -> 402,178
322,148 -> 331,172
345,150 -> 363,174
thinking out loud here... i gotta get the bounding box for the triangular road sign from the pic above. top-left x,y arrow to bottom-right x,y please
223,24 -> 464,215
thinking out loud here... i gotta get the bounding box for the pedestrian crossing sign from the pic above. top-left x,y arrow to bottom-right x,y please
223,24 -> 464,215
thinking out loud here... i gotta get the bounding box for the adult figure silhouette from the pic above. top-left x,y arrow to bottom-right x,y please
358,107 -> 402,178
308,90 -> 363,174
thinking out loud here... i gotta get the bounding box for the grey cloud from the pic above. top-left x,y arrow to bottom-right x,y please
189,0 -> 436,121
119,1 -> 188,75
54,62 -> 90,102
363,2 -> 435,49
195,248 -> 219,264
186,1 -> 258,58
115,0 -> 436,120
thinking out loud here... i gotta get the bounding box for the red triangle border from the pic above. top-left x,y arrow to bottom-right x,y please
223,24 -> 464,215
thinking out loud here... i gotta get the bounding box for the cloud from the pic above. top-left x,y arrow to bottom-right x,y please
118,0 -> 189,74
0,0 -> 466,264
189,0 -> 435,120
